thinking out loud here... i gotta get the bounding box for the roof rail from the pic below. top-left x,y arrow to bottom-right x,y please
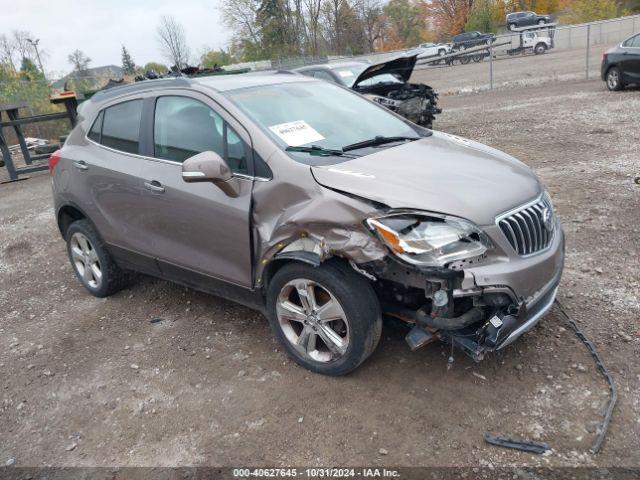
90,77 -> 192,101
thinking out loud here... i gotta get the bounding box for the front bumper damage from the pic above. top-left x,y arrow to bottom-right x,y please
371,223 -> 565,361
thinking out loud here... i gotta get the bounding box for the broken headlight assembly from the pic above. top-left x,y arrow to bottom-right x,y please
366,213 -> 491,267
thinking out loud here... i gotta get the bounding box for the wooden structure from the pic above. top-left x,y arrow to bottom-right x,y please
0,94 -> 78,182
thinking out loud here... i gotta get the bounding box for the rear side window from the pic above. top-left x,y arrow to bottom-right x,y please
100,100 -> 143,154
88,111 -> 103,143
313,70 -> 335,82
625,34 -> 640,47
153,96 -> 248,174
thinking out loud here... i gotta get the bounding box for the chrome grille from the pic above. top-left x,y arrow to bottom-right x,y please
498,195 -> 555,256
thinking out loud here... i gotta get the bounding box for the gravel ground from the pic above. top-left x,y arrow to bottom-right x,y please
0,78 -> 639,469
412,46 -> 609,94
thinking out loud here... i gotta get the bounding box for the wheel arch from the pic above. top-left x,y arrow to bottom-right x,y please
57,203 -> 103,241
57,204 -> 88,239
260,253 -> 370,294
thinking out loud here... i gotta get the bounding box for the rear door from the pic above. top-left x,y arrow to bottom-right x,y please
524,12 -> 536,26
135,91 -> 255,288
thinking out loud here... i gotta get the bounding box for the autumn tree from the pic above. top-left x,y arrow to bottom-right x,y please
383,0 -> 428,48
562,0 -> 619,23
465,0 -> 502,33
427,0 -> 475,38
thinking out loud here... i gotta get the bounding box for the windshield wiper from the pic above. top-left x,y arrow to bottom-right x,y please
342,135 -> 420,152
285,145 -> 358,157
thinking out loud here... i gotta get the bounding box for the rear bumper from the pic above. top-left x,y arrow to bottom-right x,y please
601,60 -> 611,81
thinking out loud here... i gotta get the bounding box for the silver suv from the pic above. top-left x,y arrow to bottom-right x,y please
51,73 -> 564,375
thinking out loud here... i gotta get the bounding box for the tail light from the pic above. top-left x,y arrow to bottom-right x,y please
49,149 -> 61,173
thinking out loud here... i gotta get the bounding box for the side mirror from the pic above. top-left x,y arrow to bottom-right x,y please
182,151 -> 239,197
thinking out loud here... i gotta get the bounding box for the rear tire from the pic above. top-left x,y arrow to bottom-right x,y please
538,19 -> 546,26
606,67 -> 623,91
66,219 -> 131,297
266,260 -> 382,376
509,23 -> 516,31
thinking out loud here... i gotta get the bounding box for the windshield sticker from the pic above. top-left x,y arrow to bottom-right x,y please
338,70 -> 354,78
269,120 -> 325,146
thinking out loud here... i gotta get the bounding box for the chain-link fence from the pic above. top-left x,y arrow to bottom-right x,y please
350,14 -> 640,94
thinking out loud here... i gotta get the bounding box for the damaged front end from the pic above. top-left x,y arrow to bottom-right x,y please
358,207 -> 564,361
352,54 -> 441,129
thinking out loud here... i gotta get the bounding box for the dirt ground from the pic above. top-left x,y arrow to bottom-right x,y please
1,78 -> 639,469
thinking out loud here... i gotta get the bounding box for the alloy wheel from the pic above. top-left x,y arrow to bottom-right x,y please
607,70 -> 619,90
70,232 -> 102,289
276,278 -> 350,363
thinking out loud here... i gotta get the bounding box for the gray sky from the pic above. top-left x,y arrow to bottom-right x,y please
3,0 -> 231,77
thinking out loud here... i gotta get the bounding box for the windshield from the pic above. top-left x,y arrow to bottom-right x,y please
332,65 -> 402,88
227,81 -> 421,165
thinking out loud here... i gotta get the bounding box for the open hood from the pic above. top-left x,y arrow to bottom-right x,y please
352,54 -> 417,87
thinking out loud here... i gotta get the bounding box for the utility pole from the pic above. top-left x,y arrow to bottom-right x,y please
27,38 -> 45,79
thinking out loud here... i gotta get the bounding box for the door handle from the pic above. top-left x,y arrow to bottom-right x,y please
144,180 -> 165,193
73,160 -> 89,171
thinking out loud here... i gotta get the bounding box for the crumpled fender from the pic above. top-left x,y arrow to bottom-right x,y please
251,170 -> 387,287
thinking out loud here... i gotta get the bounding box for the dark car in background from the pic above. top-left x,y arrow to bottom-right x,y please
602,32 -> 640,91
451,31 -> 495,51
294,55 -> 441,128
506,11 -> 552,30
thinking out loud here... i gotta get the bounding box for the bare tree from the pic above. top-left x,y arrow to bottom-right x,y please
157,16 -> 191,70
0,34 -> 16,71
303,0 -> 323,54
12,30 -> 34,61
356,0 -> 385,52
67,49 -> 91,75
220,0 -> 263,48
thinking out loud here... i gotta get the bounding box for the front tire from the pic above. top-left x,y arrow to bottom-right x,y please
66,219 -> 130,297
266,260 -> 382,376
534,43 -> 547,55
606,67 -> 623,91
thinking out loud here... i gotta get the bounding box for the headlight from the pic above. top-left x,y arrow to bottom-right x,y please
366,213 -> 491,267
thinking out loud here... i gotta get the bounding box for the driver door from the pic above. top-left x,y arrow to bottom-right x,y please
136,92 -> 254,288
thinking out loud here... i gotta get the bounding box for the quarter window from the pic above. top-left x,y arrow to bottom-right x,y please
100,100 -> 143,154
88,111 -> 103,143
153,96 -> 248,174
